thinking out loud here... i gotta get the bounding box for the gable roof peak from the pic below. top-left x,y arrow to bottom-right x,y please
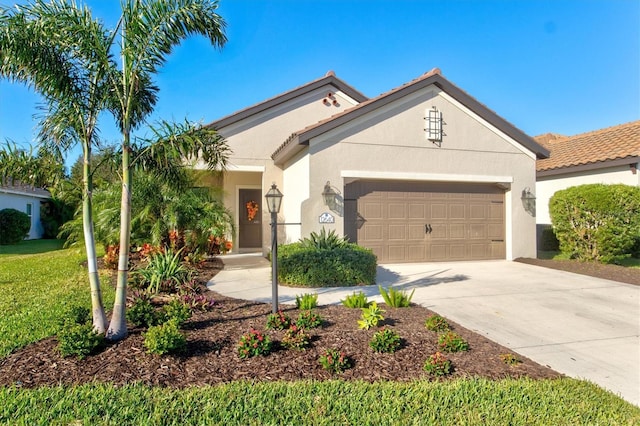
325,70 -> 335,77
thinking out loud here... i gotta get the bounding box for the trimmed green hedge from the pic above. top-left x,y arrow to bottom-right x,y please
549,184 -> 640,263
0,208 -> 30,245
278,242 -> 376,287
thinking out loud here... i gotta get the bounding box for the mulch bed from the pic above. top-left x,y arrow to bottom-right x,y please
0,258 -> 561,388
516,258 -> 640,286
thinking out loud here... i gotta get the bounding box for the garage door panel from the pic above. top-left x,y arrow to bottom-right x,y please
352,181 -> 505,263
449,204 -> 466,219
388,224 -> 406,241
407,224 -> 426,240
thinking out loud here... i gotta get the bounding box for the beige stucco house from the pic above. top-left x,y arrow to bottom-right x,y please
535,120 -> 640,244
203,69 -> 549,263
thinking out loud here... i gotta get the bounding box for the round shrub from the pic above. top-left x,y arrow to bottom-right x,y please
277,242 -> 376,287
143,319 -> 186,355
58,323 -> 104,359
0,208 -> 31,244
549,184 -> 640,263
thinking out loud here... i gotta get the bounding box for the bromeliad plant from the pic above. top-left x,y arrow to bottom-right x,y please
237,328 -> 272,359
266,310 -> 292,330
379,285 -> 414,308
341,291 -> 370,308
295,293 -> 318,310
358,301 -> 385,330
135,248 -> 192,295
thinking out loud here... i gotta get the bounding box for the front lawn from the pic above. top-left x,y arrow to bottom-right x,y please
0,240 -> 114,357
1,379 -> 638,425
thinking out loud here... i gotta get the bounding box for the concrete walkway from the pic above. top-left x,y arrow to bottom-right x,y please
208,253 -> 640,406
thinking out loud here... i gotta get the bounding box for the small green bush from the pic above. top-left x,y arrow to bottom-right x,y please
0,208 -> 31,245
438,331 -> 469,353
319,348 -> 351,373
423,352 -> 452,376
58,305 -> 91,328
369,328 -> 401,353
341,291 -> 370,308
127,296 -> 158,328
379,285 -> 414,308
237,328 -> 272,359
549,184 -> 640,263
358,302 -> 385,330
295,293 -> 318,310
162,299 -> 192,327
500,353 -> 522,365
278,241 -> 376,287
295,310 -> 323,329
266,311 -> 292,330
57,323 -> 104,359
143,319 -> 186,355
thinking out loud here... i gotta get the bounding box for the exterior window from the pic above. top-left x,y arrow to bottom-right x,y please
26,203 -> 33,232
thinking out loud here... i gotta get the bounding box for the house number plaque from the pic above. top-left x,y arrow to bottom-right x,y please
318,212 -> 335,224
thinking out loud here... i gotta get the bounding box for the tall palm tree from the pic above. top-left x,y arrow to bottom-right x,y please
0,1 -> 116,332
106,0 -> 227,340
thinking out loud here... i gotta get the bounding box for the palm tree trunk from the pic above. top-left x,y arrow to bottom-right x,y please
82,145 -> 107,333
106,140 -> 131,341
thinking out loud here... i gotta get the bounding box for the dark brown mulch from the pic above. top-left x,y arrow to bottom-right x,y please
0,258 -> 560,388
516,257 -> 640,286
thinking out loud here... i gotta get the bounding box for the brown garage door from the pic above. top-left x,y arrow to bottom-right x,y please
345,181 -> 505,263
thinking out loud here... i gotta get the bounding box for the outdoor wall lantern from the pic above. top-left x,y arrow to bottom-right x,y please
322,181 -> 338,211
265,183 -> 283,313
521,187 -> 536,216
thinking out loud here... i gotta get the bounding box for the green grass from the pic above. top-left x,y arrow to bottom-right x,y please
0,240 -> 114,358
1,378 -> 637,425
0,239 -> 65,256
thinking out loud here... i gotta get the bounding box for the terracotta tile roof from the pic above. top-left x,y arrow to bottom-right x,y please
535,120 -> 640,172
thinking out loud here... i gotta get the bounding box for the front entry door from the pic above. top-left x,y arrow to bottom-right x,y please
239,189 -> 262,248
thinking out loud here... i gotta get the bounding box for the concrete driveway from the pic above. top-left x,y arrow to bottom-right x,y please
208,255 -> 640,406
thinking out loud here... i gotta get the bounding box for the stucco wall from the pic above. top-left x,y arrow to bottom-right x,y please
0,192 -> 46,239
536,164 -> 640,226
298,87 -> 538,259
211,84 -> 360,251
282,151 -> 309,243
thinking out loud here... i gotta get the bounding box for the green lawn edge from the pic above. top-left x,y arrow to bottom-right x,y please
1,378 -> 638,425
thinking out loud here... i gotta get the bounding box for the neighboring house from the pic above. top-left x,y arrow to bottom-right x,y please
0,183 -> 51,240
535,120 -> 640,243
203,69 -> 548,263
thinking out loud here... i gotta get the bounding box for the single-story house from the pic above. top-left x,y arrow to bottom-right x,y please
202,69 -> 549,263
0,182 -> 51,239
535,120 -> 640,244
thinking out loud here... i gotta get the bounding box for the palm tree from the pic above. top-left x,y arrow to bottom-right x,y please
0,1 -> 116,332
106,0 -> 227,340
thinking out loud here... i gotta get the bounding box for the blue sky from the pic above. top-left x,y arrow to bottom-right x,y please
0,0 -> 638,169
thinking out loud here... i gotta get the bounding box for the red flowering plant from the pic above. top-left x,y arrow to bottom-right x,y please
266,310 -> 292,330
423,351 -> 452,377
237,328 -> 272,359
319,348 -> 351,373
281,325 -> 311,350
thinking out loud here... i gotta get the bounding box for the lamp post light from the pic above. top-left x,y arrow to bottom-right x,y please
265,183 -> 283,313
